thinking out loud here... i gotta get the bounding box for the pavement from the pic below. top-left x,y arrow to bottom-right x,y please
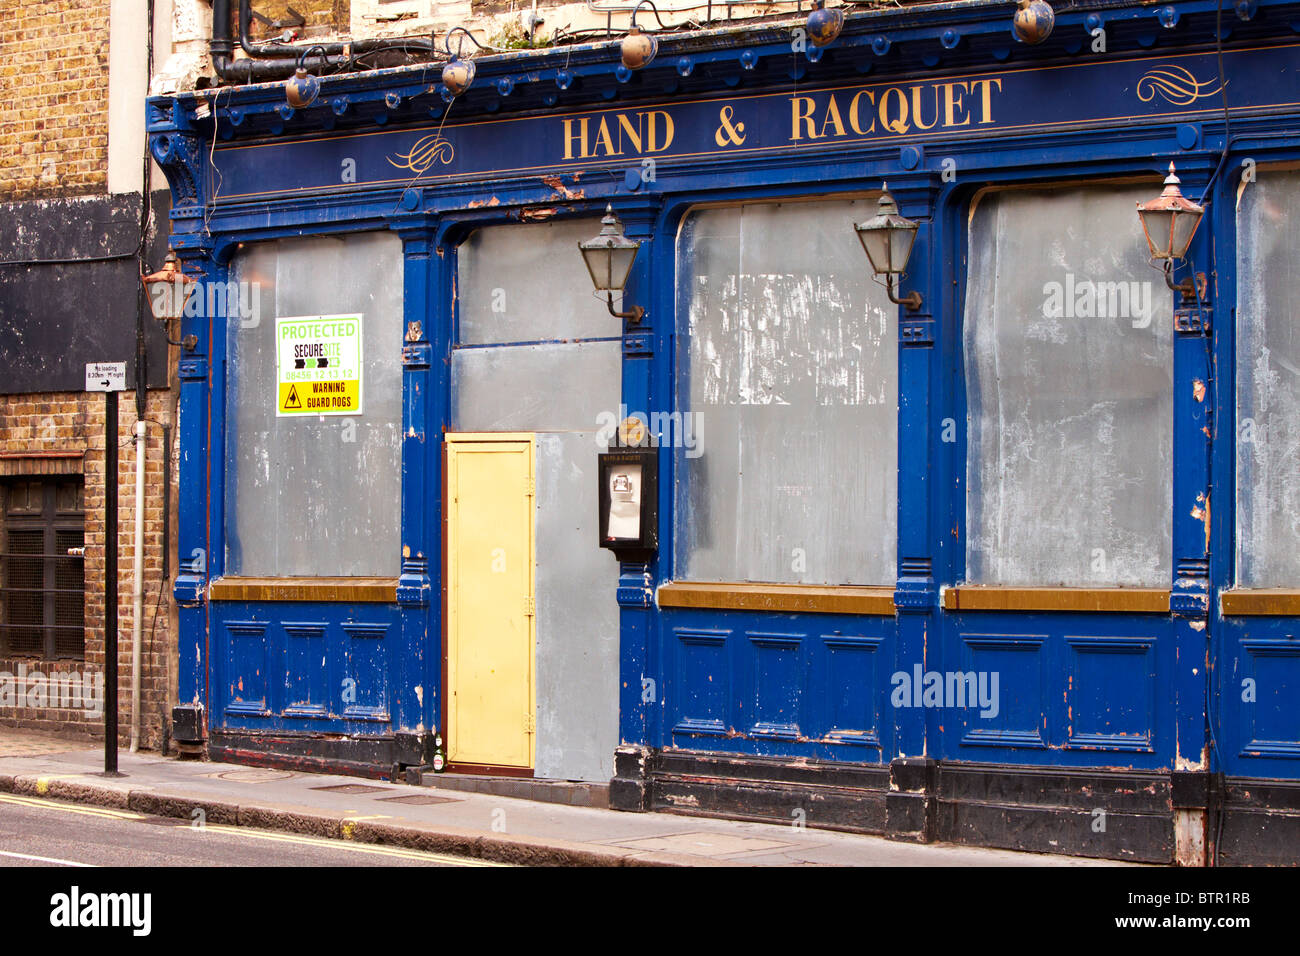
0,729 -> 1127,867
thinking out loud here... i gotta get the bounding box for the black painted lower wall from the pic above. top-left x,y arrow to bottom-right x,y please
196,728 -> 1299,864
207,729 -> 438,782
610,746 -> 1300,866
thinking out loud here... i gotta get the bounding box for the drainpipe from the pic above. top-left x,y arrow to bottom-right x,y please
209,0 -> 439,83
130,419 -> 146,752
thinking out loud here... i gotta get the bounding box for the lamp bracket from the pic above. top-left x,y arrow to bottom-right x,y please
885,274 -> 923,311
606,293 -> 645,324
1162,260 -> 1208,305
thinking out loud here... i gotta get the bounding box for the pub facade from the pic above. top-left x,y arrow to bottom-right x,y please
148,0 -> 1300,864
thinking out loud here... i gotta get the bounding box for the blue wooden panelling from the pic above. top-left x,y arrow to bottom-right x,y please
1218,618 -> 1300,776
210,603 -> 399,733
938,613 -> 1174,769
662,609 -> 895,762
282,623 -> 328,719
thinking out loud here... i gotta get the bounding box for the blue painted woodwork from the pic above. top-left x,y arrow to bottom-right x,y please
147,0 -> 1300,781
210,602 -> 401,731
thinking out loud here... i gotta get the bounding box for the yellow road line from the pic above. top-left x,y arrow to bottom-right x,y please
0,792 -> 145,821
199,823 -> 506,866
0,792 -> 504,866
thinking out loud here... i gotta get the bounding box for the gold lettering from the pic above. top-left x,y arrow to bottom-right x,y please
910,84 -> 940,131
594,116 -> 618,156
969,78 -> 1002,125
563,117 -> 589,160
790,96 -> 819,141
879,87 -> 910,135
940,82 -> 970,128
848,90 -> 876,135
818,93 -> 847,138
616,113 -> 643,154
645,110 -> 675,152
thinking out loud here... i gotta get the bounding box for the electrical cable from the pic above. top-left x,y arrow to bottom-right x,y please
0,252 -> 137,267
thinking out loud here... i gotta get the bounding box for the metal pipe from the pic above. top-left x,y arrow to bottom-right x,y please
130,419 -> 146,753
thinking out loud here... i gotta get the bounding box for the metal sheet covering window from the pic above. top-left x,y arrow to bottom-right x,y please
674,198 -> 898,586
0,479 -> 85,659
225,232 -> 403,577
963,184 -> 1173,587
1236,168 -> 1300,587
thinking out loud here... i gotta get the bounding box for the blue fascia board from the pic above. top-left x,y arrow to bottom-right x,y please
147,0 -> 1300,142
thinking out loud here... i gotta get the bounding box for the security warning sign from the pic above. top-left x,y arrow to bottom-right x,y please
276,314 -> 363,416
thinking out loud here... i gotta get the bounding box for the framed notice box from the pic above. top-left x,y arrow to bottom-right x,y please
598,449 -> 658,562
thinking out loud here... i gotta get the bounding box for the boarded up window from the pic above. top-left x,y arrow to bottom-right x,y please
1236,169 -> 1300,586
225,232 -> 403,577
675,198 -> 898,586
963,184 -> 1173,587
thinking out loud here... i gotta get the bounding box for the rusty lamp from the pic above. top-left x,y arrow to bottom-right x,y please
1137,161 -> 1206,302
621,1 -> 659,70
580,205 -> 645,323
854,186 -> 923,311
141,252 -> 195,322
141,252 -> 199,349
285,46 -> 327,109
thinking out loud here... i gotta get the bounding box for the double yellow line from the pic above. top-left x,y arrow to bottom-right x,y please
0,793 -> 504,867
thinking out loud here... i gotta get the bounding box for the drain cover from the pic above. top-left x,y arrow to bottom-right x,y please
377,793 -> 461,806
310,784 -> 392,795
210,768 -> 298,783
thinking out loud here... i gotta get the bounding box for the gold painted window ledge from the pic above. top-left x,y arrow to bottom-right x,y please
207,577 -> 399,603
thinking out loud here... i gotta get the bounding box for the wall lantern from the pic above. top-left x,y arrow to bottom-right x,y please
579,204 -> 645,322
285,46 -> 328,109
854,186 -> 923,311
621,1 -> 659,70
807,0 -> 845,48
1136,162 -> 1206,302
141,252 -> 199,349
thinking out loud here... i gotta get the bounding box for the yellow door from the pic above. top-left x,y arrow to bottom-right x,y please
446,434 -> 535,769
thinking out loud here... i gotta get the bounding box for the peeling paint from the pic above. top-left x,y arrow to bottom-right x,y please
1193,379 -> 1207,402
539,175 -> 584,200
520,206 -> 559,221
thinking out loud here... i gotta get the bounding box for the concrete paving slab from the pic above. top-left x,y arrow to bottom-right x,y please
0,731 -> 1140,867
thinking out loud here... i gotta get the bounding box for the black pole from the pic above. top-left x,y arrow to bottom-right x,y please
104,389 -> 119,775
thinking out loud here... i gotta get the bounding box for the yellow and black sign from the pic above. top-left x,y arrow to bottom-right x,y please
276,314 -> 363,417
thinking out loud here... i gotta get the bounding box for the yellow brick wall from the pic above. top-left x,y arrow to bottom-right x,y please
247,0 -> 349,37
0,391 -> 176,749
0,0 -> 113,200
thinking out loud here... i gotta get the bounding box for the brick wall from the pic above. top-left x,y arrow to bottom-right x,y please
0,0 -> 112,200
0,390 -> 177,749
251,0 -> 348,35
